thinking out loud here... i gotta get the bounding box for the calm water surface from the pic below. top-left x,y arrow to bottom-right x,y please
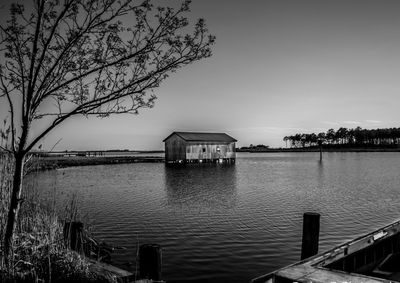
34,152 -> 400,282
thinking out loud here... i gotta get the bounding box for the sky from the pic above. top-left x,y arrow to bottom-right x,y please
2,0 -> 400,150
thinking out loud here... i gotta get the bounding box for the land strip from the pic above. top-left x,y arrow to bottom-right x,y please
237,146 -> 400,153
30,155 -> 165,171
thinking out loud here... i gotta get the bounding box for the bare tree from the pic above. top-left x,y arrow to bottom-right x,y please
0,0 -> 214,259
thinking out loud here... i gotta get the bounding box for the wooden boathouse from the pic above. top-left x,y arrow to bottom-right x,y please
163,132 -> 237,164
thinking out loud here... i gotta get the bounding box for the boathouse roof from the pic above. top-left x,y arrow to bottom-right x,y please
163,132 -> 237,143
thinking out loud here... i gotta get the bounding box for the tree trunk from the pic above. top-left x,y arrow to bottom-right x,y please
4,153 -> 25,262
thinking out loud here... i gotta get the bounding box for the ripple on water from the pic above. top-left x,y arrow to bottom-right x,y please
32,152 -> 400,283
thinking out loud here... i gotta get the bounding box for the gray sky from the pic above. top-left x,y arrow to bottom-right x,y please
4,0 -> 400,150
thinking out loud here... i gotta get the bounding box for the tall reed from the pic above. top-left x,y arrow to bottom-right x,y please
0,152 -> 14,269
0,117 -> 116,282
0,153 -> 114,282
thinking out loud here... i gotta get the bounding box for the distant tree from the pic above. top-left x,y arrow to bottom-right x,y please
283,136 -> 289,148
309,133 -> 318,146
291,134 -> 299,148
347,128 -> 355,144
284,126 -> 400,148
353,126 -> 363,145
0,0 -> 214,260
317,132 -> 326,144
256,144 -> 269,149
326,128 -> 336,144
336,127 -> 348,144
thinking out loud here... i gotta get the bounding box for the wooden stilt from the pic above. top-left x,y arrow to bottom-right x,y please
139,244 -> 162,281
301,212 -> 320,260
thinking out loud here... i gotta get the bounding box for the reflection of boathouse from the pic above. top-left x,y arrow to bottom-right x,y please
163,132 -> 237,164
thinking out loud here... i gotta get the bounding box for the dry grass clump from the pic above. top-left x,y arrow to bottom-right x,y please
0,153 -> 112,283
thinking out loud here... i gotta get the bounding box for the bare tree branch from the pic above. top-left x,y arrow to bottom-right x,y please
0,75 -> 16,153
0,0 -> 214,259
25,0 -> 45,118
30,0 -> 74,97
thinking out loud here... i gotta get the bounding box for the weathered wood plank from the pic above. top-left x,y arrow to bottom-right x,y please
88,259 -> 134,283
276,265 -> 387,283
275,264 -> 317,281
301,268 -> 386,283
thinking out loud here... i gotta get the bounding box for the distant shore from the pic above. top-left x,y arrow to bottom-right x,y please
237,146 -> 400,153
30,155 -> 165,171
27,146 -> 400,172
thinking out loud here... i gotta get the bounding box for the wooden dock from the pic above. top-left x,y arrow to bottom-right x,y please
89,259 -> 134,283
252,219 -> 400,283
89,259 -> 166,283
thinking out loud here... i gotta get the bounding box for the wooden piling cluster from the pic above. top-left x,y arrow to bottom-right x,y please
63,221 -> 164,282
167,157 -> 236,165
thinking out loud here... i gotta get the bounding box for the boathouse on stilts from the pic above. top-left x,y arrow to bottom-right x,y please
163,132 -> 237,164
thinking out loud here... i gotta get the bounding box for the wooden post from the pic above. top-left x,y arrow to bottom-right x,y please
139,244 -> 162,281
301,212 -> 320,260
318,139 -> 323,161
319,146 -> 322,161
63,221 -> 84,252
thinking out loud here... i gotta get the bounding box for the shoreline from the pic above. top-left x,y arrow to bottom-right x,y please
30,155 -> 165,171
237,147 -> 400,153
28,147 -> 400,172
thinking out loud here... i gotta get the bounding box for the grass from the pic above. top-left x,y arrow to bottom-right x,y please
0,153 -> 117,283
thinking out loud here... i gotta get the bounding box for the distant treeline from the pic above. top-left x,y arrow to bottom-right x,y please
283,127 -> 400,148
238,144 -> 270,151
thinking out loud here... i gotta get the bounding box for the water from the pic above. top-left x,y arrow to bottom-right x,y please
33,152 -> 400,282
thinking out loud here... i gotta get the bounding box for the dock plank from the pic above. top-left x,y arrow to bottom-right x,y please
275,265 -> 317,281
276,264 -> 387,283
301,268 -> 386,283
88,259 -> 134,283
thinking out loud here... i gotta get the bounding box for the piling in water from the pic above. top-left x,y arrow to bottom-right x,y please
63,221 -> 84,252
318,139 -> 323,161
139,244 -> 162,281
301,212 -> 320,260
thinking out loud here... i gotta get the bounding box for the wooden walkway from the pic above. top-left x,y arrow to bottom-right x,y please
89,260 -> 165,283
252,219 -> 400,283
